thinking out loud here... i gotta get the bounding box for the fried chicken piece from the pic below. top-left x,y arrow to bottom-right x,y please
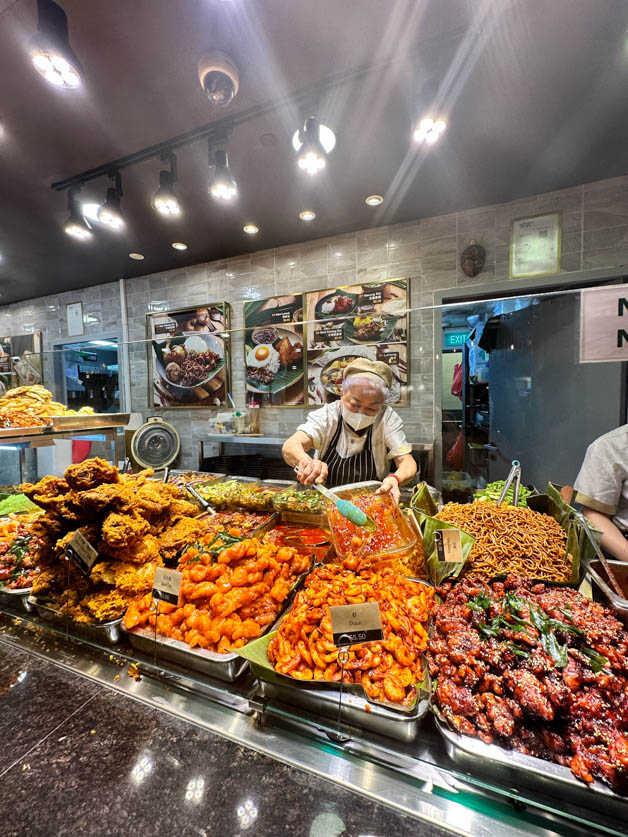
64,457 -> 120,491
133,482 -> 173,516
119,468 -> 154,487
168,498 -> 201,521
81,589 -> 129,621
20,476 -> 69,503
101,512 -> 150,550
114,561 -> 159,595
77,483 -> 134,514
158,516 -> 208,561
31,566 -> 65,594
99,534 -> 161,564
90,561 -> 117,586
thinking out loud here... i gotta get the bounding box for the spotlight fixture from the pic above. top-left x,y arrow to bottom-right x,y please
129,253 -> 144,260
292,117 -> 335,175
30,0 -> 83,89
152,152 -> 181,217
172,242 -> 187,250
209,145 -> 237,201
299,210 -> 316,221
63,186 -> 92,241
243,224 -> 259,235
413,116 -> 447,144
365,194 -> 383,206
97,172 -> 124,230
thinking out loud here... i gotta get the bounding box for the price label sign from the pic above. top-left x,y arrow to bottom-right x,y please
434,529 -> 464,562
377,350 -> 399,365
152,567 -> 182,606
269,309 -> 294,324
330,602 -> 383,647
154,321 -> 177,335
358,289 -> 384,310
64,530 -> 99,576
314,323 -> 344,343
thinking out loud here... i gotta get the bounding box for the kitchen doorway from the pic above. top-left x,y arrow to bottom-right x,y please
54,338 -> 120,413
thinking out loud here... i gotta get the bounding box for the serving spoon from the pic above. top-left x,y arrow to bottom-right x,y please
293,468 -> 376,531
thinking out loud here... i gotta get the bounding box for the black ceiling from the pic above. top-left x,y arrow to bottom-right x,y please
1,0 -> 628,304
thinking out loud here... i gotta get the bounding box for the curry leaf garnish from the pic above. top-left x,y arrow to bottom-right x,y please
505,642 -> 531,658
541,632 -> 569,668
578,647 -> 609,673
468,592 -> 492,612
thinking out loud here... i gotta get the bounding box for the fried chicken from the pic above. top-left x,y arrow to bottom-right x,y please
20,476 -> 69,503
65,457 -> 120,491
81,589 -> 129,621
158,516 -> 208,561
99,533 -> 161,564
101,512 -> 150,550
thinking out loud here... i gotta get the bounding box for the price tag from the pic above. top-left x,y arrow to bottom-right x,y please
314,323 -> 344,343
270,309 -> 293,324
377,350 -> 399,365
154,321 -> 177,335
434,529 -> 464,562
152,567 -> 182,606
64,530 -> 99,576
330,602 -> 383,647
358,289 -> 384,310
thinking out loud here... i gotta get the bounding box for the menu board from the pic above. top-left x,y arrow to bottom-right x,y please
305,279 -> 409,406
243,295 -> 305,406
146,303 -> 231,408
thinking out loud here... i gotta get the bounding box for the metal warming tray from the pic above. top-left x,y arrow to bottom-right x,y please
254,673 -> 429,742
48,413 -> 130,431
0,586 -> 34,612
125,627 -> 249,682
27,597 -> 123,644
435,719 -> 628,820
0,425 -> 49,437
586,559 -> 628,626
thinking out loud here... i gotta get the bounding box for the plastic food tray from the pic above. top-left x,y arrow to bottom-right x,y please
435,719 -> 627,819
586,559 -> 628,626
328,481 -> 417,562
28,598 -> 123,644
0,585 -> 34,612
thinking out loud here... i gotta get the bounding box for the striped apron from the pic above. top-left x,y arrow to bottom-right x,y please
321,413 -> 378,488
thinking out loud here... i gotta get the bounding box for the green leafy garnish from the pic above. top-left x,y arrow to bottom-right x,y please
505,642 -> 531,658
578,647 -> 609,673
541,632 -> 569,668
468,592 -> 492,612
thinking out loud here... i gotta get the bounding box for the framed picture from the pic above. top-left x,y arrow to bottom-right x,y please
510,212 -> 561,279
146,302 -> 231,408
66,301 -> 84,336
243,295 -> 305,406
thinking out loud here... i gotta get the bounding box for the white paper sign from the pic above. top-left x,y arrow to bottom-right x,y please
580,286 -> 628,363
510,213 -> 560,279
152,567 -> 182,605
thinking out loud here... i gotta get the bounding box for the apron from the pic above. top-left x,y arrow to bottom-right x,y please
321,413 -> 378,488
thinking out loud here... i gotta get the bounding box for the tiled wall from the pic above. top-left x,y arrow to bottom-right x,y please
2,174 -> 627,470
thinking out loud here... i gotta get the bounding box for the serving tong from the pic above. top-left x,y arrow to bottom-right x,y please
184,482 -> 217,516
293,467 -> 376,531
576,511 -> 625,599
497,460 -> 522,506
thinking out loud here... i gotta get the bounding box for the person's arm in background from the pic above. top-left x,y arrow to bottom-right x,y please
580,506 -> 628,562
376,453 -> 417,503
282,430 -> 328,485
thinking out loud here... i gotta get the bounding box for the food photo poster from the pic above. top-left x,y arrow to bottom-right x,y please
146,303 -> 231,408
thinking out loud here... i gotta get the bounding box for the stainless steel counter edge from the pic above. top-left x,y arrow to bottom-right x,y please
204,433 -> 434,451
0,625 -> 552,837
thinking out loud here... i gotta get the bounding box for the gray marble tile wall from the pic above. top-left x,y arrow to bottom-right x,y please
1,174 -> 627,470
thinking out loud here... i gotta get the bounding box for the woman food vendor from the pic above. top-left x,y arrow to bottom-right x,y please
574,423 -> 628,562
282,358 -> 416,502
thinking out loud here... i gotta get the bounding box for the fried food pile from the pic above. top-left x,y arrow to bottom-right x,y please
268,565 -> 434,706
428,575 -> 628,791
0,385 -> 94,428
435,502 -> 571,582
21,458 -> 199,624
125,537 -> 311,654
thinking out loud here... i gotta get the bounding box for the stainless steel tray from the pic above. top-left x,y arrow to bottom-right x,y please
435,718 -> 628,818
125,626 -> 249,682
0,585 -> 34,612
0,425 -> 49,437
586,559 -> 628,625
48,413 -> 130,431
254,670 -> 429,742
28,598 -> 123,644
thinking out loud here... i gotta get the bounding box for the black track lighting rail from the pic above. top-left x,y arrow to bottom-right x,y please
51,25 -> 467,193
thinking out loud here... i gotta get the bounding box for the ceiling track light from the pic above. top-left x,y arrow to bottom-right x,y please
97,171 -> 124,231
64,186 -> 92,241
208,142 -> 237,201
31,0 -> 83,89
152,151 -> 181,217
292,116 -> 335,176
413,116 -> 447,144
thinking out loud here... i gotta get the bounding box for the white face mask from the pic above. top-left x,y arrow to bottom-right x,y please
343,407 -> 378,432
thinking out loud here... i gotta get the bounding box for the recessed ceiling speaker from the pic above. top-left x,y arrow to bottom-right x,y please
131,417 -> 180,470
197,49 -> 239,106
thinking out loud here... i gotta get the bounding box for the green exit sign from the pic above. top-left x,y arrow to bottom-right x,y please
444,329 -> 470,348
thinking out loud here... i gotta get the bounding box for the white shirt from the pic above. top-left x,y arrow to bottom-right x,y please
296,401 -> 412,481
574,424 -> 628,532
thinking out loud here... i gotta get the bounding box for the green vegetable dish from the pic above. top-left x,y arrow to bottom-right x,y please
272,487 -> 324,514
475,480 -> 532,507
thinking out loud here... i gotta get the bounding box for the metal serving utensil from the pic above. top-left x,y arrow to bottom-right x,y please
498,460 -> 522,506
575,510 -> 625,599
184,482 -> 216,516
293,467 -> 376,531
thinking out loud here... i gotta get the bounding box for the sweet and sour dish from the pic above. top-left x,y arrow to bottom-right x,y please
428,575 -> 628,791
125,537 -> 311,653
268,564 -> 434,707
21,458 -> 199,624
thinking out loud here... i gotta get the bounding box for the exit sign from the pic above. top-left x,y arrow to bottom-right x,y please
444,329 -> 470,349
580,286 -> 628,363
